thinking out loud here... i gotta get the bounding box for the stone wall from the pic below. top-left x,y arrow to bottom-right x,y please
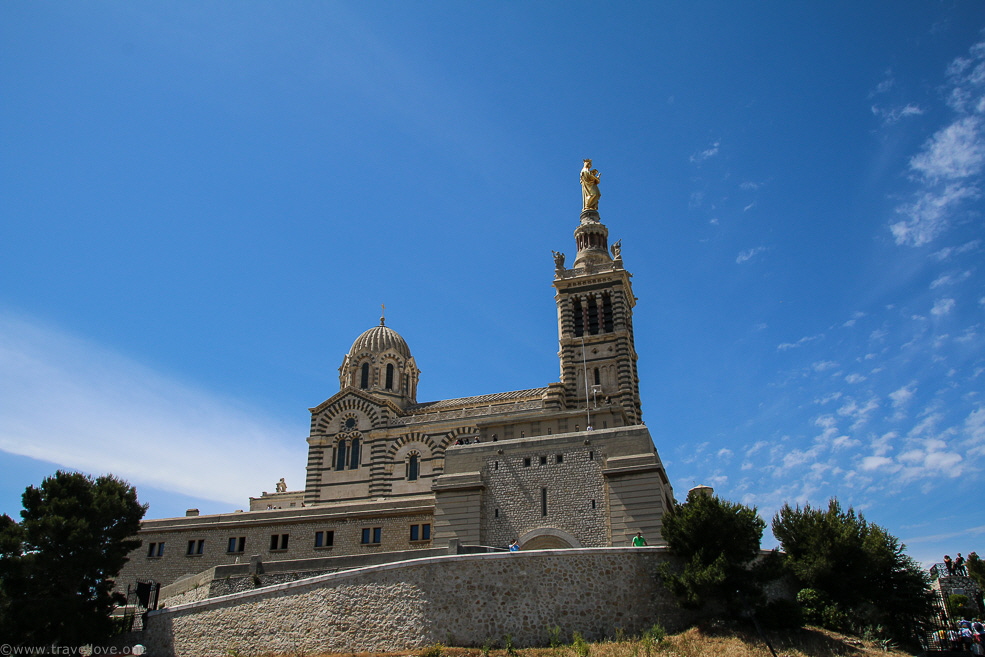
143,547 -> 697,657
481,442 -> 608,548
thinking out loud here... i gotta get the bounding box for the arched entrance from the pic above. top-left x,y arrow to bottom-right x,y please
518,528 -> 581,550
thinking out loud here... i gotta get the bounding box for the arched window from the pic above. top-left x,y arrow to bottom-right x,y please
573,298 -> 584,337
602,292 -> 614,332
407,454 -> 419,481
335,440 -> 347,471
385,363 -> 394,390
349,437 -> 360,470
587,295 -> 599,334
360,363 -> 370,389
594,367 -> 601,386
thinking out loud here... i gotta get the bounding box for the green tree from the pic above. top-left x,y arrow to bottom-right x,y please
659,492 -> 773,613
0,470 -> 146,645
772,499 -> 932,642
966,552 -> 984,590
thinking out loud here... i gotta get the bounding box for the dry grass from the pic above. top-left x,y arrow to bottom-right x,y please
302,624 -> 915,657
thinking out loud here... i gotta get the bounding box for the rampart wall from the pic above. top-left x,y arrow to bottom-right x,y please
143,547 -> 697,657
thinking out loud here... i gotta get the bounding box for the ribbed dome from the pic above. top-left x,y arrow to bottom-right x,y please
348,321 -> 412,360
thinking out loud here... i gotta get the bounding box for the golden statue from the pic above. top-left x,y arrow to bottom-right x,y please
581,159 -> 601,211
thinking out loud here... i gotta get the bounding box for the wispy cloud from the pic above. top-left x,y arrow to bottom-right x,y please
931,298 -> 956,316
778,334 -> 823,351
690,141 -> 720,164
870,70 -> 895,97
736,246 -> 767,264
871,103 -> 924,125
0,312 -> 305,507
891,38 -> 985,246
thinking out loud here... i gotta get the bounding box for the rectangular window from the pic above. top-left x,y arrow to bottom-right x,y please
540,455 -> 547,465
373,527 -> 382,544
494,461 -> 499,470
314,530 -> 335,548
591,499 -> 596,509
270,534 -> 289,551
589,450 -> 594,461
523,457 -> 531,467
186,539 -> 204,556
541,487 -> 548,516
227,536 -> 246,553
148,542 -> 165,558
361,527 -> 382,545
494,508 -> 499,518
409,523 -> 432,542
556,454 -> 564,464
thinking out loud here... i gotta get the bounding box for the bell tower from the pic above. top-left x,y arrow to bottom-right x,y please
553,160 -> 642,425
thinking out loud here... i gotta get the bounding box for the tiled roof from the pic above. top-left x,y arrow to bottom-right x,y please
408,387 -> 550,413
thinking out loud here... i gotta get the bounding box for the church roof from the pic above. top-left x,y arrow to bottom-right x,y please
347,321 -> 412,360
408,387 -> 550,413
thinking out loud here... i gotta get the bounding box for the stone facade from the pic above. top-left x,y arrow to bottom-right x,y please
143,548 -> 698,657
117,497 -> 435,590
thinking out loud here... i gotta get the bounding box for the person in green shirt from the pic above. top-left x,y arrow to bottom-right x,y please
632,532 -> 647,547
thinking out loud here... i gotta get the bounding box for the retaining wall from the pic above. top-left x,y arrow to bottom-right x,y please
143,547 -> 696,656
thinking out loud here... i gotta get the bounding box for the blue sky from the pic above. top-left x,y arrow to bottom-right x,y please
1,2 -> 983,567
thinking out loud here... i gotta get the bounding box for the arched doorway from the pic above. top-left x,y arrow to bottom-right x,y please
518,528 -> 581,550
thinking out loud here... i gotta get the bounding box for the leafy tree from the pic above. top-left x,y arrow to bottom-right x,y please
966,551 -> 984,590
659,491 -> 774,613
0,470 -> 146,645
947,593 -> 975,620
772,499 -> 932,642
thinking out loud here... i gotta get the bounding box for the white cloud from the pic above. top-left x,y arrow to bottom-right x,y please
870,431 -> 898,456
838,397 -> 879,429
931,298 -> 956,316
932,239 -> 981,260
845,373 -> 866,384
964,406 -> 985,455
736,246 -> 767,264
872,103 -> 924,124
690,141 -> 720,163
891,184 -> 980,246
832,435 -> 859,450
891,37 -> 985,246
0,313 -> 305,508
812,360 -> 839,372
890,383 -> 917,410
861,455 -> 897,471
778,334 -> 823,351
910,116 -> 985,181
930,271 -> 972,288
745,440 -> 769,456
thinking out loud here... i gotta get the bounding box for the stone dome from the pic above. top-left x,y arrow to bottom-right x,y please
347,320 -> 412,360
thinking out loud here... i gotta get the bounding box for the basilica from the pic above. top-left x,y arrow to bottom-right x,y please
117,163 -> 676,596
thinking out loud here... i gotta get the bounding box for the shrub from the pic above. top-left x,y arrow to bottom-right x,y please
420,644 -> 444,657
572,632 -> 591,657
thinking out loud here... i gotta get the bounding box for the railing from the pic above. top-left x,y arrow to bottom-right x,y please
930,562 -> 970,580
